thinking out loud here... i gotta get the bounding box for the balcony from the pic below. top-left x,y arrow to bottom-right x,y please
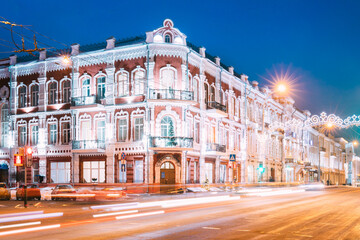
285,158 -> 295,164
206,143 -> 226,153
72,140 -> 105,152
206,101 -> 228,118
149,136 -> 193,150
148,89 -> 195,103
71,96 -> 102,107
320,147 -> 326,152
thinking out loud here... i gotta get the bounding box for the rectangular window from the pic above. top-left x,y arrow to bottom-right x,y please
193,161 -> 197,183
31,125 -> 38,145
19,126 -> 26,146
97,120 -> 105,141
97,77 -> 106,99
83,161 -> 105,183
194,122 -> 200,144
134,118 -> 144,141
50,162 -> 70,183
61,122 -> 70,144
205,162 -> 213,184
49,124 -> 57,145
32,162 -> 39,183
81,121 -> 91,140
119,161 -> 127,183
134,160 -> 143,183
118,118 -> 127,142
220,164 -> 226,183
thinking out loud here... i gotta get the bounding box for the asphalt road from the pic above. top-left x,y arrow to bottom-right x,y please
1,187 -> 360,239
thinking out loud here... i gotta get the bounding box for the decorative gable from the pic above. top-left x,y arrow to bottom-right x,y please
146,19 -> 187,45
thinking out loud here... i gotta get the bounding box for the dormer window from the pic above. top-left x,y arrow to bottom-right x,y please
164,34 -> 171,43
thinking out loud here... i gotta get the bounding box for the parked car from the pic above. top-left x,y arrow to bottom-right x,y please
0,182 -> 11,200
16,184 -> 41,200
51,184 -> 77,201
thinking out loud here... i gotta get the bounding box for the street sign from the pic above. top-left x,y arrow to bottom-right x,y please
229,154 -> 236,162
121,152 -> 126,160
121,164 -> 126,172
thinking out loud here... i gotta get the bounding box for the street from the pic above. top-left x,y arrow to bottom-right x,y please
0,187 -> 359,239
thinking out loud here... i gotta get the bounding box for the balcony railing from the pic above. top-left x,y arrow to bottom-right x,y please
148,89 -> 194,101
149,136 -> 193,148
285,158 -> 295,164
71,95 -> 102,106
72,140 -> 105,150
206,143 -> 226,153
207,101 -> 227,112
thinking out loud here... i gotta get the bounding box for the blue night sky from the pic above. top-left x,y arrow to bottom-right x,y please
1,0 -> 360,139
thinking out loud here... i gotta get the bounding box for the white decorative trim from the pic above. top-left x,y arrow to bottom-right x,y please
155,109 -> 181,136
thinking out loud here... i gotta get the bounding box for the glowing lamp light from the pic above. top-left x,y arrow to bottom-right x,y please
326,122 -> 333,129
353,141 -> 358,147
61,56 -> 71,66
26,147 -> 33,155
276,83 -> 287,93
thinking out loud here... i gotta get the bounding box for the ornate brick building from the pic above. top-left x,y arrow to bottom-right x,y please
0,19 -> 353,186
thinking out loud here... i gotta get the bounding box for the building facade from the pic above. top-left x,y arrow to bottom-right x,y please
0,19 -> 352,186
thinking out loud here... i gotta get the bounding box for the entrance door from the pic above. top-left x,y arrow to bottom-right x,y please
160,162 -> 175,184
271,168 -> 275,181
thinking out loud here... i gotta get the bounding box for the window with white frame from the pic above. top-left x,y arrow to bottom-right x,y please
161,116 -> 174,137
194,121 -> 200,144
205,162 -> 213,183
81,120 -> 91,140
30,85 -> 39,106
1,104 -> 8,147
48,82 -> 57,104
193,78 -> 199,102
18,126 -> 26,146
117,72 -> 129,96
82,78 -> 91,97
133,70 -> 145,95
19,86 -> 26,108
164,34 -> 171,43
49,124 -> 57,145
117,118 -> 127,142
62,80 -> 71,103
220,164 -> 226,183
187,117 -> 193,138
50,162 -> 70,183
97,120 -> 105,142
133,117 -> 144,141
134,160 -> 143,183
32,162 -> 39,183
61,122 -> 70,145
160,68 -> 175,89
30,125 -> 38,145
83,161 -> 105,183
97,76 -> 106,99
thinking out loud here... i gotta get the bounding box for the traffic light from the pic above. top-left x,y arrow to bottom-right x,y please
26,147 -> 33,159
14,154 -> 23,166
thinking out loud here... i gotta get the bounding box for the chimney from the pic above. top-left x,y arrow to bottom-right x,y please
228,66 -> 234,75
9,55 -> 17,65
199,47 -> 206,57
71,43 -> 80,56
240,74 -> 248,82
39,50 -> 46,61
215,56 -> 220,66
106,36 -> 116,50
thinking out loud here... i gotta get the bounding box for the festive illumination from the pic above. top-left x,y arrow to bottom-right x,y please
61,55 -> 72,66
353,141 -> 358,147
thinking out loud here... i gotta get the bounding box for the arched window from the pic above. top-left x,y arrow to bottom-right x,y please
117,72 -> 129,96
133,69 -> 145,95
97,76 -> 106,99
30,85 -> 39,106
210,85 -> 216,102
18,86 -> 26,108
164,34 -> 171,43
1,104 -> 8,147
204,83 -> 209,104
161,116 -> 174,137
62,80 -> 71,103
193,78 -> 199,102
48,82 -> 57,104
161,161 -> 174,169
160,68 -> 175,89
82,78 -> 91,97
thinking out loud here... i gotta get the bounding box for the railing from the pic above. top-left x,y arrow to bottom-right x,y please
71,95 -> 102,106
148,89 -> 194,101
206,143 -> 226,153
206,101 -> 227,112
149,136 -> 193,148
285,158 -> 295,164
72,140 -> 105,150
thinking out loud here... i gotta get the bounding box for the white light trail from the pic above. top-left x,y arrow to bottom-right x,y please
0,224 -> 60,236
90,202 -> 138,210
93,210 -> 138,218
0,221 -> 41,230
115,211 -> 165,220
246,189 -> 305,197
0,212 -> 63,223
0,211 -> 44,218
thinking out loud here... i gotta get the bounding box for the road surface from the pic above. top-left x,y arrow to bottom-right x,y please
0,187 -> 359,239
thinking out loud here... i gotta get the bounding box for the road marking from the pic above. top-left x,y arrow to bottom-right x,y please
0,224 -> 60,236
0,212 -> 63,223
0,221 -> 41,230
115,211 -> 164,220
93,210 -> 138,218
202,227 -> 220,230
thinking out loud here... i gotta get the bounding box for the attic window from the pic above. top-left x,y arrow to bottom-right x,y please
164,34 -> 171,43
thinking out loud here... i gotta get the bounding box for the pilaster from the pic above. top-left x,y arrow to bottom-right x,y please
105,67 -> 115,105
